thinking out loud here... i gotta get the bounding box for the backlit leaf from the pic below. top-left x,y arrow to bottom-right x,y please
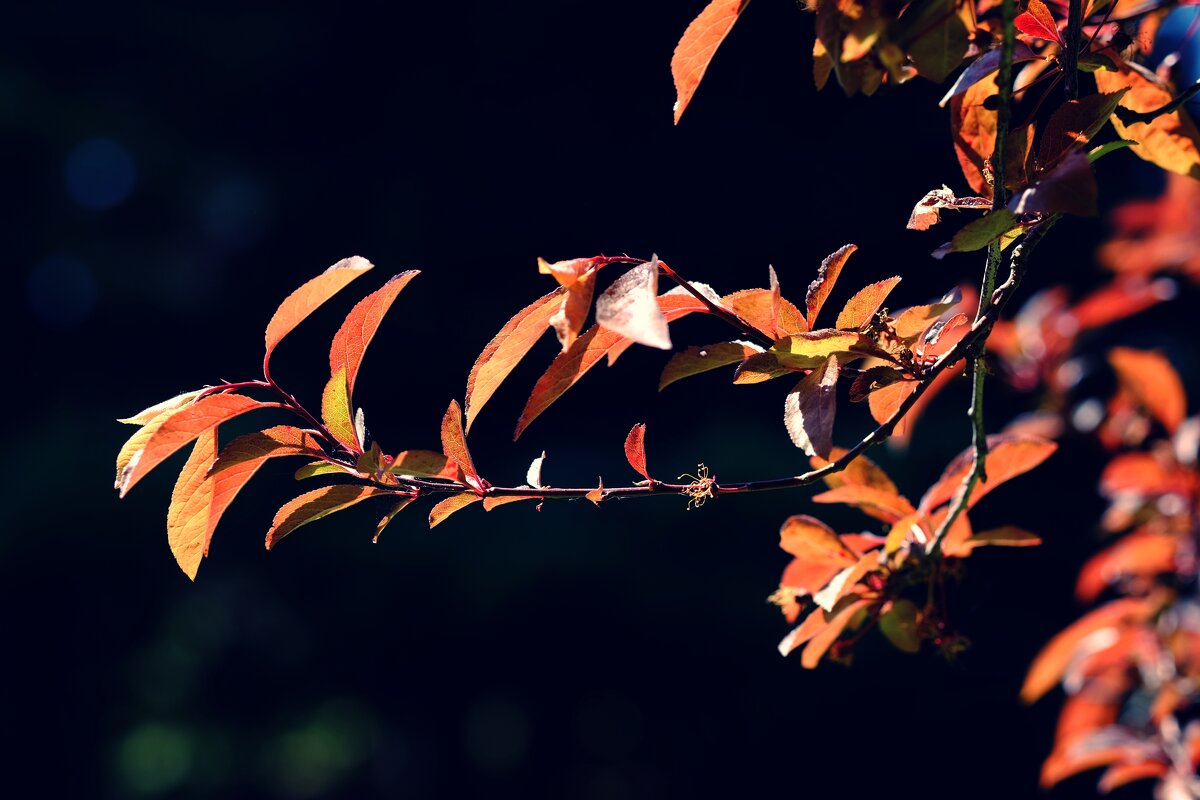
1095,65 -> 1200,179
779,514 -> 857,562
1109,347 -> 1186,433
933,209 -> 1020,258
167,430 -> 218,581
835,277 -> 902,330
920,434 -> 1057,511
671,0 -> 750,124
514,292 -> 709,439
527,451 -> 546,488
374,496 -> 416,542
464,290 -> 560,432
812,484 -> 918,524
1014,0 -> 1063,44
170,425 -> 327,576
117,394 -> 279,497
951,72 -> 998,195
441,400 -> 482,490
264,256 -> 373,373
595,258 -> 671,350
295,461 -> 359,480
117,390 -> 203,425
265,484 -> 393,549
483,495 -> 540,512
1021,598 -> 1154,703
321,367 -> 359,452
624,423 -> 652,482
724,285 -> 809,337
806,244 -> 857,327
390,450 -> 460,480
802,599 -> 868,668
812,447 -> 899,496
428,493 -> 483,527
539,256 -> 604,350
659,341 -> 762,390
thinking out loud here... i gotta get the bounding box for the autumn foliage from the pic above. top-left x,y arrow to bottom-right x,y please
115,0 -> 1200,795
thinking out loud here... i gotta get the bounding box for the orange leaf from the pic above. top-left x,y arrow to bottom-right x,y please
265,484 -> 393,549
539,256 -> 603,351
671,0 -> 750,124
322,271 -> 420,444
1097,761 -> 1169,793
329,271 -> 419,397
514,292 -> 709,439
835,277 -> 902,330
806,244 -> 857,327
1021,597 -> 1154,703
779,514 -> 857,562
624,423 -> 652,482
659,341 -> 762,390
784,355 -> 840,458
813,551 -> 880,612
441,400 -> 481,490
167,430 -> 218,581
117,394 -> 279,497
264,256 -> 373,374
867,378 -> 918,431
951,72 -> 997,195
1095,61 -> 1200,178
812,484 -> 918,524
374,496 -> 416,542
483,495 -> 540,512
811,447 -> 899,497
919,434 -> 1057,512
724,284 -> 809,337
778,607 -> 835,656
1109,347 -> 1186,433
389,450 -> 459,480
428,492 -> 483,528
1076,528 -> 1178,602
464,290 -> 560,432
170,426 -> 327,578
594,258 -> 671,350
586,477 -> 606,506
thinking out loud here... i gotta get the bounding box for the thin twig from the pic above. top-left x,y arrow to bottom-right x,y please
928,216 -> 1059,556
1115,78 -> 1200,125
1064,0 -> 1083,99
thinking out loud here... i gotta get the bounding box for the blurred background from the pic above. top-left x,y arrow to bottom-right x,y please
5,1 -> 1200,798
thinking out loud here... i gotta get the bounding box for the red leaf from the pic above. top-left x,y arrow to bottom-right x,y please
624,423 -> 652,482
117,394 -> 279,497
264,256 -> 373,374
265,484 -> 394,549
464,290 -> 560,432
1014,0 -> 1063,44
671,0 -> 750,124
441,400 -> 482,490
806,244 -> 857,327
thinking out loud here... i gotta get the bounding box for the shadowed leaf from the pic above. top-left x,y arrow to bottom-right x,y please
428,493 -> 483,527
441,400 -> 482,489
806,245 -> 857,327
660,341 -> 762,390
784,355 -> 839,458
1109,347 -> 1186,433
1096,64 -> 1200,179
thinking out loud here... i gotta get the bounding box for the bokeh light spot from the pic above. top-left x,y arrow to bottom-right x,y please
115,723 -> 193,796
64,137 -> 136,210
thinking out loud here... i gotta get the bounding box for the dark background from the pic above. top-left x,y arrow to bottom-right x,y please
5,1 -> 1198,798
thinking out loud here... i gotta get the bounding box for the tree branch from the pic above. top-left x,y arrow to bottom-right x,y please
1064,0 -> 1083,100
